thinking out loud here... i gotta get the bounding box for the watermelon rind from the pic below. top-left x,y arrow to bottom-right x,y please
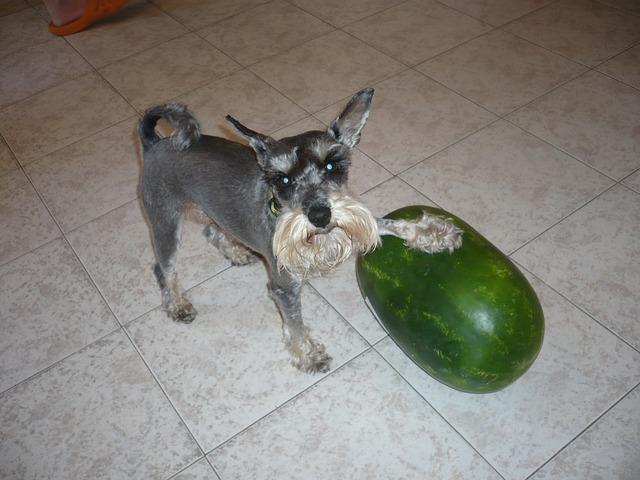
356,206 -> 544,394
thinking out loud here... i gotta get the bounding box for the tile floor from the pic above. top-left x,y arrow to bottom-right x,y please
1,0 -> 639,479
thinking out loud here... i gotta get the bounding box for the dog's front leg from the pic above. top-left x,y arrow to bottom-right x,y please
267,268 -> 332,374
376,213 -> 463,253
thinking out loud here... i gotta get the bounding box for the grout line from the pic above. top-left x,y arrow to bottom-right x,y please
0,47 -> 94,113
432,0 -> 561,28
120,264 -> 233,329
164,455 -> 207,480
149,0 -> 273,32
391,116 -> 503,178
203,455 -> 224,480
524,382 -> 640,479
193,2 -> 337,70
284,0 -> 411,29
306,282 -> 375,348
592,0 -> 640,17
513,260 -> 640,356
371,346 -> 508,480
508,183 -> 618,257
0,73 -> 140,166
4,153 -> 233,471
596,67 -> 640,94
2,4 -> 640,479
620,178 -> 640,195
0,163 -> 234,399
501,116 -> 624,183
23,113 -> 140,170
205,346 -> 374,457
121,324 -> 212,474
307,65 -> 413,116
0,325 -> 121,397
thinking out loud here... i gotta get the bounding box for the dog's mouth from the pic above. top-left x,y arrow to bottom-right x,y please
307,224 -> 338,240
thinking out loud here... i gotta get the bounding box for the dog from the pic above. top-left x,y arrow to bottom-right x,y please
139,88 -> 462,373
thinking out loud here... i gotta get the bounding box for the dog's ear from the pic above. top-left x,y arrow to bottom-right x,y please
329,88 -> 374,148
226,115 -> 276,165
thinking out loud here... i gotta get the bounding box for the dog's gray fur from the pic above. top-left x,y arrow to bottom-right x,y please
139,89 -> 462,373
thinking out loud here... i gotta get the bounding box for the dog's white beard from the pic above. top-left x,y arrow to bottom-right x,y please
273,195 -> 379,277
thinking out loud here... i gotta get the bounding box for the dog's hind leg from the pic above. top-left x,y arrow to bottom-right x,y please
204,223 -> 260,266
146,204 -> 197,323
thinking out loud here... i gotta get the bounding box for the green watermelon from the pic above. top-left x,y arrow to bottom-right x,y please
357,206 -> 544,393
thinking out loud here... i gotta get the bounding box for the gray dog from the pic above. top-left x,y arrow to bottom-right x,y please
139,88 -> 462,373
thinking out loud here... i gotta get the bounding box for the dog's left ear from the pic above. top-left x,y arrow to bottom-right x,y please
226,115 -> 276,166
329,88 -> 374,148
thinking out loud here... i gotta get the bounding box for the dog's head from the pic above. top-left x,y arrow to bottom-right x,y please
227,88 -> 379,276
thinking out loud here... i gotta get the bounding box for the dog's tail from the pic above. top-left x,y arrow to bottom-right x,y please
139,102 -> 201,152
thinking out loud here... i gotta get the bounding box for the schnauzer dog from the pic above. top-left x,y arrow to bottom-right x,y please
139,88 -> 462,373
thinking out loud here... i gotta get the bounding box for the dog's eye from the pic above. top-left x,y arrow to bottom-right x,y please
279,175 -> 291,186
324,162 -> 334,172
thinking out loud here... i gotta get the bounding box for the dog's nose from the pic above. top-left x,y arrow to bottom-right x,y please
308,205 -> 331,228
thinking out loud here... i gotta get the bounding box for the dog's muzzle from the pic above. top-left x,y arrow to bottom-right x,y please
272,194 -> 379,276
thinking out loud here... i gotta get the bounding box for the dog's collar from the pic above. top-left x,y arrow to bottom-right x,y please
268,187 -> 281,216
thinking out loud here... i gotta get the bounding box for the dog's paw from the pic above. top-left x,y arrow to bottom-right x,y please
288,336 -> 332,374
166,301 -> 197,323
406,213 -> 463,254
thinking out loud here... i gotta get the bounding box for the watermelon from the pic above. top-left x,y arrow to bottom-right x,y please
356,206 -> 544,393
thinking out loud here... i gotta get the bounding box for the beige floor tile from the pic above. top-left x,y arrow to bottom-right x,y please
401,121 -> 612,253
597,0 -> 640,12
513,185 -> 640,350
310,257 -> 387,344
151,0 -> 267,30
531,386 -> 640,480
623,170 -> 640,193
0,38 -> 92,108
128,263 -> 369,451
508,71 -> 640,180
290,0 -> 405,27
199,0 -> 333,66
173,70 -> 307,139
437,0 -> 552,25
272,116 -> 392,195
344,0 -> 491,66
0,330 -> 200,479
0,0 -> 29,16
377,273 -> 640,480
0,239 -> 117,392
0,72 -> 135,165
67,199 -> 228,323
503,0 -> 640,66
0,8 -> 49,57
250,30 -> 404,113
0,138 -> 18,176
65,2 -> 187,68
209,350 -> 502,479
172,459 -> 218,480
99,34 -> 240,110
26,117 -> 141,232
316,70 -> 496,174
417,30 -> 586,115
360,176 -> 435,217
0,170 -> 60,266
597,44 -> 640,90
